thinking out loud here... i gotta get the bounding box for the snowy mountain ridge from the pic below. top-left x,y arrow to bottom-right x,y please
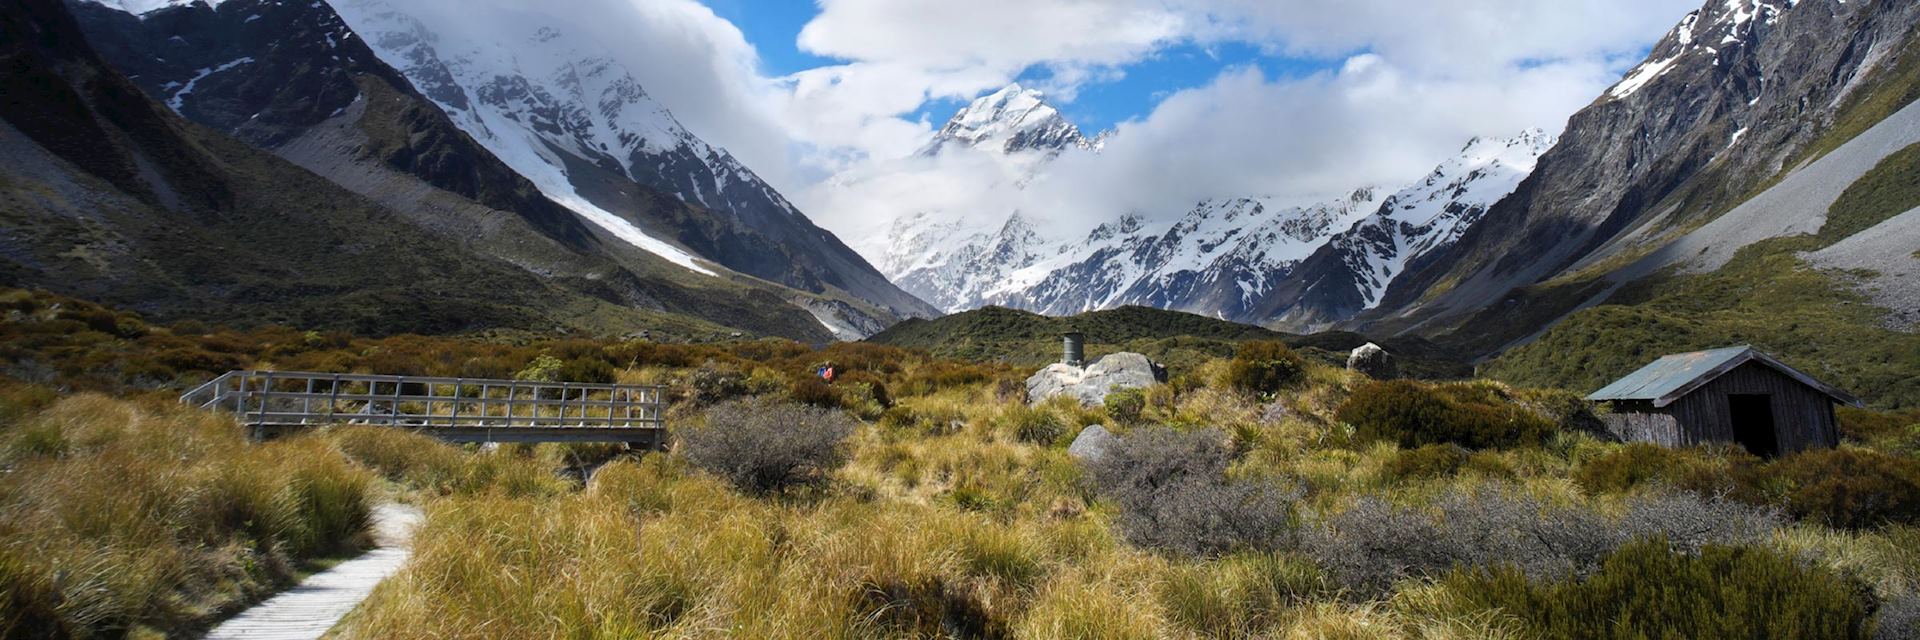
880,92 -> 1558,328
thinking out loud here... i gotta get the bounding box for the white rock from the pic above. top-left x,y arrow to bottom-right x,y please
1026,352 -> 1163,406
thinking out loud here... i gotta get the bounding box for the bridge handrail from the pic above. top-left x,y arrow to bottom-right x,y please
179,370 -> 671,431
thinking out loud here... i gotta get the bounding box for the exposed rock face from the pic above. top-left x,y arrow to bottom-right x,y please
1026,352 -> 1164,406
1361,0 -> 1920,347
1067,424 -> 1117,462
327,0 -> 939,322
64,0 -> 917,340
1346,343 -> 1398,380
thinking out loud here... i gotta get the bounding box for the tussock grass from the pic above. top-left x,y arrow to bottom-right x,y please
0,393 -> 373,638
15,287 -> 1913,638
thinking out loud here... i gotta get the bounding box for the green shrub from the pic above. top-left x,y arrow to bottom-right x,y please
1840,407 -> 1920,446
557,357 -> 616,384
1382,444 -> 1470,481
1572,443 -> 1742,495
1336,380 -> 1552,450
1222,341 -> 1306,396
1444,539 -> 1872,639
1738,448 -> 1920,530
1103,387 -> 1147,426
514,354 -> 564,382
1001,405 -> 1066,446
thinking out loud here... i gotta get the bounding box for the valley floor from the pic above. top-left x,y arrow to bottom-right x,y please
1,288 -> 1917,639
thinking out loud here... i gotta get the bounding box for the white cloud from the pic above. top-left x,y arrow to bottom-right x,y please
499,0 -> 1699,260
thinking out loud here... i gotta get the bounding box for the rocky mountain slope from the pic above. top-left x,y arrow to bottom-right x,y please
0,0 -> 740,337
5,0 -> 878,341
62,0 -> 931,340
1361,0 -> 1920,344
324,0 -> 935,321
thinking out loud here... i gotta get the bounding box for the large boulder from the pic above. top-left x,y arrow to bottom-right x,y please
1026,352 -> 1164,406
1347,343 -> 1398,380
1067,424 -> 1118,461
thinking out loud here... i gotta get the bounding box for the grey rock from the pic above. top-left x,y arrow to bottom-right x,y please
1067,424 -> 1117,461
1347,342 -> 1398,379
1026,352 -> 1164,406
1259,401 -> 1292,425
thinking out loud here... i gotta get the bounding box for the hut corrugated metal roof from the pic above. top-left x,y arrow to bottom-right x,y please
1587,346 -> 1861,408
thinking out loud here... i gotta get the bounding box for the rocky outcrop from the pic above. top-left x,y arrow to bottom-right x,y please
1026,352 -> 1165,406
1347,343 -> 1398,380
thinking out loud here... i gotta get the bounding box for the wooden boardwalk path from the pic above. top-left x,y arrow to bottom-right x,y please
205,503 -> 422,640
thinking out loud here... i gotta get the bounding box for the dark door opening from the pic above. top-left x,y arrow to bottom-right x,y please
1728,394 -> 1779,457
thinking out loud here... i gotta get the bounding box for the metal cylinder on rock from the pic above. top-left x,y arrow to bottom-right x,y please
1062,332 -> 1085,367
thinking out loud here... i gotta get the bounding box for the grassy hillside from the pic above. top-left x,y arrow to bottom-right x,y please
1486,142 -> 1920,409
870,306 -> 1470,378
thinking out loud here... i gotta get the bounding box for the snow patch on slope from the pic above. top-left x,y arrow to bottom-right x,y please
332,0 -> 715,277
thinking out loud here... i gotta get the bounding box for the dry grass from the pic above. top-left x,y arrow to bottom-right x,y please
0,392 -> 373,638
326,357 -> 1920,639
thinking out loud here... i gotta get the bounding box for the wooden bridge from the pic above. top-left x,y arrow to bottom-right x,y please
181,371 -> 668,446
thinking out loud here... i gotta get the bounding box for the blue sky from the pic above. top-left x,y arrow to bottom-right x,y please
699,0 -> 1344,133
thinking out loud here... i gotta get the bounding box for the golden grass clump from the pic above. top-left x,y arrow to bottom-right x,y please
0,393 -> 373,638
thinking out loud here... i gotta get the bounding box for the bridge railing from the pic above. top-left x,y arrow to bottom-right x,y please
181,371 -> 668,434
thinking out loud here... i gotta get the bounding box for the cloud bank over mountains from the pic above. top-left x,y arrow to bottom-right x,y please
478,0 -> 1700,245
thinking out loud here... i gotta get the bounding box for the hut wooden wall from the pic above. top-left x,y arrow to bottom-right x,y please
1599,362 -> 1838,453
1600,400 -> 1682,446
1670,362 -> 1837,452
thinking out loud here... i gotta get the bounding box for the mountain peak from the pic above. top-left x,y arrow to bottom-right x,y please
922,83 -> 1091,156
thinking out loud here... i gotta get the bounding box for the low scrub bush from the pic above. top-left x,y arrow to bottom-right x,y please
1308,487 -> 1778,596
1572,443 -> 1741,495
787,374 -> 841,409
1083,427 -> 1301,557
688,361 -> 750,405
1103,387 -> 1147,426
1444,538 -> 1873,639
1738,448 -> 1920,530
1222,341 -> 1306,397
1382,444 -> 1470,481
1336,380 -> 1552,450
677,398 -> 855,494
1839,407 -> 1920,446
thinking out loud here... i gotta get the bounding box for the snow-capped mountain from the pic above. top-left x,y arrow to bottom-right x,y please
881,84 -> 1556,327
979,190 -> 1388,318
922,83 -> 1098,157
324,0 -> 935,319
1258,130 -> 1557,331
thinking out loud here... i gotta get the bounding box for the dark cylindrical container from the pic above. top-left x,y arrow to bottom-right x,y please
1062,332 -> 1086,367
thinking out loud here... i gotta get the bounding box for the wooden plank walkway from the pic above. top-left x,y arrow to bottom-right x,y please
205,503 -> 422,640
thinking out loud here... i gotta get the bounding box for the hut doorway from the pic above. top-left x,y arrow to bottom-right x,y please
1728,394 -> 1779,457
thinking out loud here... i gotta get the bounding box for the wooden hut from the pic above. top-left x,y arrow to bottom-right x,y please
1586,346 -> 1860,456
